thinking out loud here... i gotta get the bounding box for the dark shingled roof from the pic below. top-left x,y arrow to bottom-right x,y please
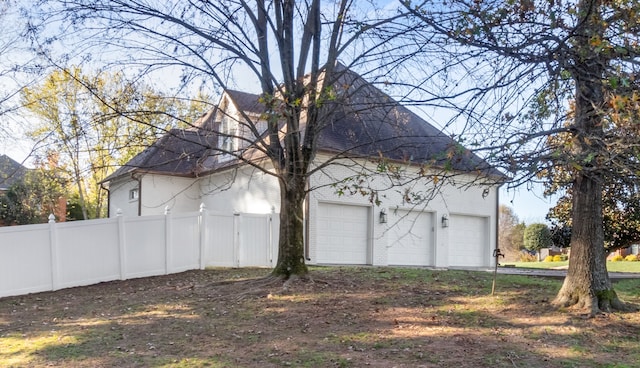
102,128 -> 217,182
315,64 -> 499,175
105,65 -> 503,182
0,155 -> 27,191
226,90 -> 265,115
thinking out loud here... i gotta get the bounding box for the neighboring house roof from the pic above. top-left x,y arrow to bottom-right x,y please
105,64 -> 504,183
0,155 -> 27,191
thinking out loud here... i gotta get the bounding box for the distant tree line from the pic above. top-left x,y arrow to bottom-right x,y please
499,205 -> 557,261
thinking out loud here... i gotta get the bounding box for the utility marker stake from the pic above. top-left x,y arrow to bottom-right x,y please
491,248 -> 504,296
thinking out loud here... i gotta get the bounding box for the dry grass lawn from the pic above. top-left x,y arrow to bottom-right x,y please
1,267 -> 639,367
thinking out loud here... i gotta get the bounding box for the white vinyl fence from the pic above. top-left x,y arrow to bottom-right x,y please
0,205 -> 279,298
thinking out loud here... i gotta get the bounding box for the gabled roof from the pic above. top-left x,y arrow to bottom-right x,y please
105,65 -> 503,183
0,155 -> 28,191
102,128 -> 217,183
225,90 -> 265,115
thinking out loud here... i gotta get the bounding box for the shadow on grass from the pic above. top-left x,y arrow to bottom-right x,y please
1,267 -> 640,367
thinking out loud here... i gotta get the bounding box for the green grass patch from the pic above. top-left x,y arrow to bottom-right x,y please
606,261 -> 640,273
496,273 -> 562,290
157,357 -> 231,367
503,261 -> 640,273
290,349 -> 353,368
503,261 -> 568,269
613,279 -> 640,298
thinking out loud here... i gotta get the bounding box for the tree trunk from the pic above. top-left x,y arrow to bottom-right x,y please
271,177 -> 309,278
552,0 -> 631,315
552,173 -> 626,314
73,168 -> 89,220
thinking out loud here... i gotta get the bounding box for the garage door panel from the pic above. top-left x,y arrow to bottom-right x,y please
449,215 -> 487,267
316,203 -> 369,264
388,210 -> 434,266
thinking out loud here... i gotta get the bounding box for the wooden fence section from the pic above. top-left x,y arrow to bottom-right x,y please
0,206 -> 279,298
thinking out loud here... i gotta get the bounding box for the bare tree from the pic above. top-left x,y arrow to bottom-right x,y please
26,1 -> 457,278
498,205 -> 523,261
0,1 -> 38,146
406,0 -> 640,313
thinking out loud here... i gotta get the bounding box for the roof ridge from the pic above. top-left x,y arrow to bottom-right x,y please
105,65 -> 504,182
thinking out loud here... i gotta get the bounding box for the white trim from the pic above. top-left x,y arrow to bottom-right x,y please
128,188 -> 139,201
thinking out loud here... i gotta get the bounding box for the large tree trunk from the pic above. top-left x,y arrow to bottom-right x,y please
552,0 -> 627,314
271,176 -> 309,278
553,173 -> 626,314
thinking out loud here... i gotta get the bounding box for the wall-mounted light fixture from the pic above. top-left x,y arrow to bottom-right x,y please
441,214 -> 449,228
379,208 -> 388,224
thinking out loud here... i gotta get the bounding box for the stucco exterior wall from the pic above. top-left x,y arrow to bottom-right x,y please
107,156 -> 499,268
108,174 -> 203,217
307,154 -> 498,268
199,164 -> 281,214
139,175 -> 201,215
107,176 -> 141,217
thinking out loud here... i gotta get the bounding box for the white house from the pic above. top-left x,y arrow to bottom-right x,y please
102,66 -> 505,269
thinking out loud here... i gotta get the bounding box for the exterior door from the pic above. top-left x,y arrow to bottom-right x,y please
316,203 -> 370,264
387,210 -> 434,266
448,214 -> 488,267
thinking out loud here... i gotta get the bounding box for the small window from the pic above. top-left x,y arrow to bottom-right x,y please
219,115 -> 238,161
129,188 -> 139,201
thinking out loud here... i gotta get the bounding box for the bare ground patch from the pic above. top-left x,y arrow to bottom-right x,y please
1,267 -> 639,367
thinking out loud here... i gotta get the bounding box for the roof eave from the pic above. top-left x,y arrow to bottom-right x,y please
315,147 -> 507,184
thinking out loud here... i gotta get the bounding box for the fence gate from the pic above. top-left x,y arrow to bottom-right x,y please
237,213 -> 274,267
203,212 -> 278,268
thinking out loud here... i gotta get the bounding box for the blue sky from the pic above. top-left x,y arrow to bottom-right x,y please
501,184 -> 557,224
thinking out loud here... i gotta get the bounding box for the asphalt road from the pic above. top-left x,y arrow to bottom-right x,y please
494,266 -> 639,280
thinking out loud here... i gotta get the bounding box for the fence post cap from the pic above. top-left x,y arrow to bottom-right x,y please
48,214 -> 56,223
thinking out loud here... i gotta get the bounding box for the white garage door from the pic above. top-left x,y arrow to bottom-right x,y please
388,210 -> 434,266
449,214 -> 488,267
316,203 -> 369,264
